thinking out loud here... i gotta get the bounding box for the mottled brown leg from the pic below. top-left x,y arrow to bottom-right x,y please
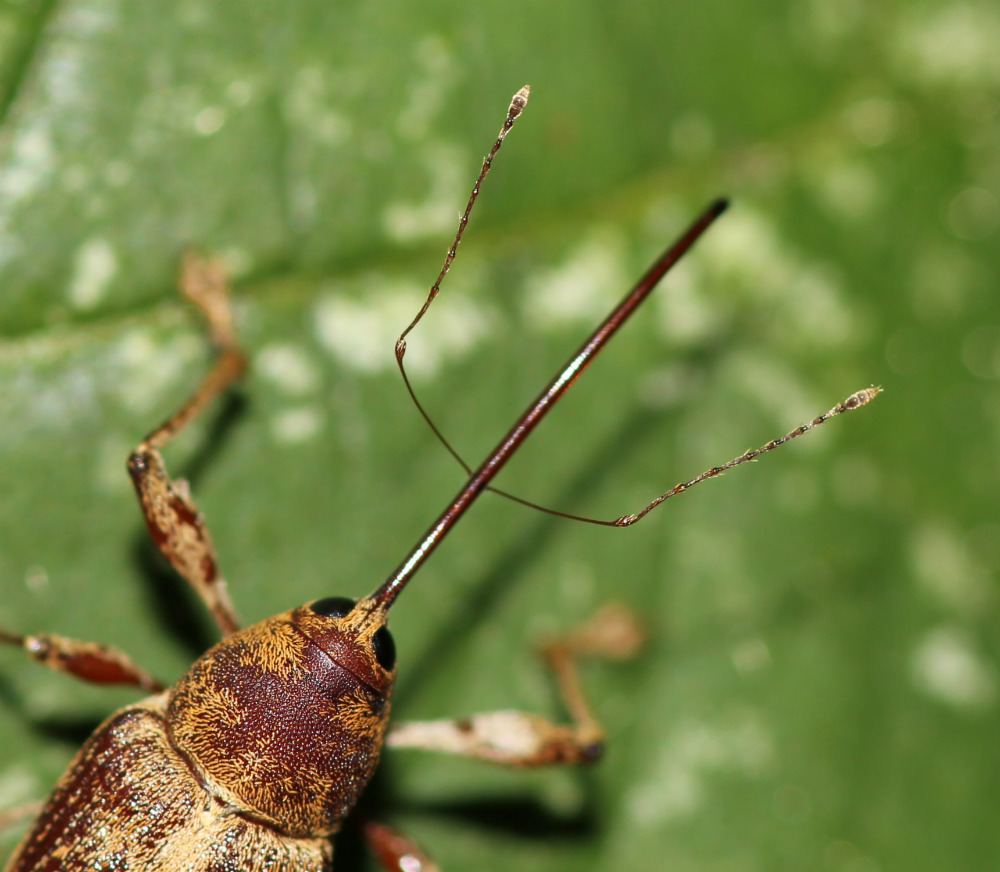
386,603 -> 644,767
0,628 -> 163,691
363,821 -> 440,872
127,254 -> 247,637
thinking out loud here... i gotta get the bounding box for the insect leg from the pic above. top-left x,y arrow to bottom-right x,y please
363,821 -> 441,872
385,604 -> 644,766
127,254 -> 247,637
0,628 -> 163,691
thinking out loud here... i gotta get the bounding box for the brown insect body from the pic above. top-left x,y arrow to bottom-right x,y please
9,602 -> 395,871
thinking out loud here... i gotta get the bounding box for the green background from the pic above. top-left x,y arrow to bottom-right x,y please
1,1 -> 998,870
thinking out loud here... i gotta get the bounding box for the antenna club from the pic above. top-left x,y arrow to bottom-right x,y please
510,85 -> 530,120
845,386 -> 882,409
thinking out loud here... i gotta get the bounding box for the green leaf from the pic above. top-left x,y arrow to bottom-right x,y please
2,2 -> 999,870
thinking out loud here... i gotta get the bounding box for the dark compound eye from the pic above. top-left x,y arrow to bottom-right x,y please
310,597 -> 357,619
371,626 -> 396,671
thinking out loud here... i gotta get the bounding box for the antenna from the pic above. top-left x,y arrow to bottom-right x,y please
368,88 -> 879,612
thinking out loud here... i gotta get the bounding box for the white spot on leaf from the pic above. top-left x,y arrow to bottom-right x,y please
625,714 -> 774,826
226,79 -> 254,107
270,406 -> 324,445
814,158 -> 881,221
911,626 -> 997,709
193,106 -> 226,136
256,344 -> 322,395
114,328 -> 201,415
24,565 -> 49,594
0,124 -> 54,205
909,520 -> 993,617
382,144 -> 465,243
844,97 -> 899,147
523,230 -> 628,328
314,280 -> 491,378
395,35 -> 455,141
893,5 -> 1000,89
286,66 -> 352,147
68,238 -> 118,310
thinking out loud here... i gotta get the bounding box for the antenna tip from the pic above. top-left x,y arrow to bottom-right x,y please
510,85 -> 530,118
844,386 -> 883,410
709,197 -> 730,216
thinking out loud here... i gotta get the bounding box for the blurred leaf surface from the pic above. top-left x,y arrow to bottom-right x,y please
1,2 -> 999,871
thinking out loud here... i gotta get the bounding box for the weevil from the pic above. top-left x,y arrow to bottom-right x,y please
1,87 -> 880,871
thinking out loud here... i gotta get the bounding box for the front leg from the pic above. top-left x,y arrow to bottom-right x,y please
363,821 -> 440,872
127,254 -> 246,637
0,628 -> 163,691
386,603 -> 644,766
